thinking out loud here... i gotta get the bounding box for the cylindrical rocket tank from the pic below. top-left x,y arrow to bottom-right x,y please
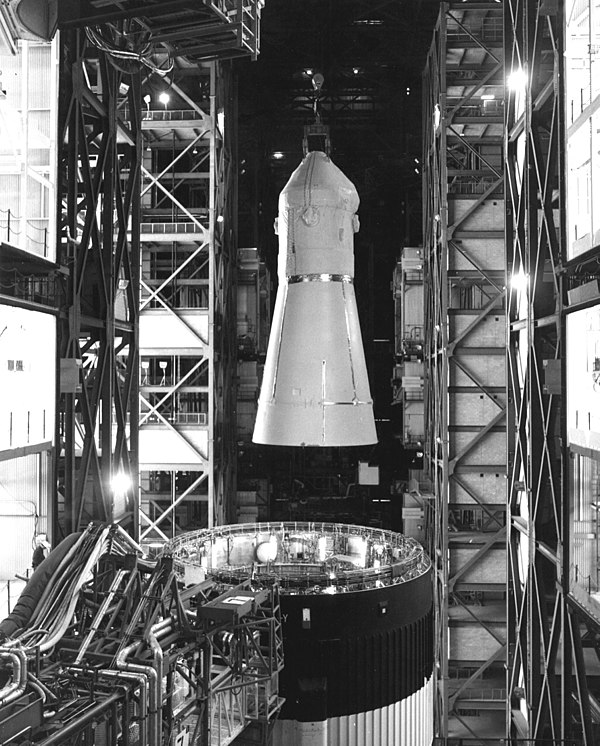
253,151 -> 377,446
169,522 -> 433,746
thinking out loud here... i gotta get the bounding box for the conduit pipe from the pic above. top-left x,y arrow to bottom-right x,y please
100,669 -> 149,746
38,529 -> 111,652
0,646 -> 27,707
148,621 -> 168,744
117,643 -> 159,746
27,671 -> 56,704
36,689 -> 124,746
112,524 -> 145,554
25,531 -> 88,631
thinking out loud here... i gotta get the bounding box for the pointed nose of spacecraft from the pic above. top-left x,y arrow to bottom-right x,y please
253,151 -> 377,447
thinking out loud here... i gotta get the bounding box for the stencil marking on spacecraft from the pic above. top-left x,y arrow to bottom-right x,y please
253,150 -> 377,446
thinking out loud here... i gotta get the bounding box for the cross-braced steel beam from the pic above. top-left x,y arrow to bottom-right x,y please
424,3 -> 506,740
137,61 -> 237,541
55,28 -> 141,538
503,0 -> 594,742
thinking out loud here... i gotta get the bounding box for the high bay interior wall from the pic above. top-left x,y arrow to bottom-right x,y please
425,1 -> 600,743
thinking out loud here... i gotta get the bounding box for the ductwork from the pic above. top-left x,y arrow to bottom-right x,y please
0,646 -> 27,707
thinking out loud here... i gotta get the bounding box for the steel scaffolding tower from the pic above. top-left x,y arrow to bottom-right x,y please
54,2 -> 263,540
506,0 -> 599,742
138,62 -> 238,543
423,3 -> 506,740
505,1 -> 567,740
55,25 -> 142,538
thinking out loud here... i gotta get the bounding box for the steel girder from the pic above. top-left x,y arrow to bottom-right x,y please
55,28 -> 141,539
137,77 -> 212,542
424,3 -> 507,740
507,1 -> 600,743
209,62 -> 238,528
56,0 -> 263,62
138,61 -> 237,540
505,0 -> 581,741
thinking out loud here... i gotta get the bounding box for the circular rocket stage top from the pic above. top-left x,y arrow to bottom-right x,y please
167,521 -> 430,594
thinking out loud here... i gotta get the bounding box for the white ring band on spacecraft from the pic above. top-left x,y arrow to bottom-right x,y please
287,273 -> 353,284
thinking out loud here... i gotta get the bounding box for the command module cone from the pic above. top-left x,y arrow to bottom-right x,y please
253,151 -> 377,447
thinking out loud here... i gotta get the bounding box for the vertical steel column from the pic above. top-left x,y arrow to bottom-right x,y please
209,61 -> 238,527
424,8 -> 450,736
505,0 -> 571,740
56,28 -> 141,538
424,3 -> 507,740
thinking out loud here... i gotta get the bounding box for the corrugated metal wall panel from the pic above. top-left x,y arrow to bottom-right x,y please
37,450 -> 50,536
0,40 -> 56,257
0,507 -> 35,579
0,173 -> 21,216
0,451 -> 50,578
29,44 -> 52,109
0,452 -> 38,503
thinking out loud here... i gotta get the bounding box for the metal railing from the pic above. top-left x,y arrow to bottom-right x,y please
454,687 -> 506,701
433,740 -> 580,746
168,521 -> 431,593
0,268 -> 56,306
446,18 -> 503,44
141,412 -> 208,426
140,220 -> 209,234
142,108 -> 207,122
0,209 -> 49,256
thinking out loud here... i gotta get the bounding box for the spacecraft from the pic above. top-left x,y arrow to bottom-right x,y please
170,522 -> 434,746
253,150 -> 377,447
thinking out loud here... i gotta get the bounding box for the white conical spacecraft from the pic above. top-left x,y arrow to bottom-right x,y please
252,150 -> 377,447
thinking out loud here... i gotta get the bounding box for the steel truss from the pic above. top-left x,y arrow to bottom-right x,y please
55,27 -> 141,538
55,2 -> 263,542
506,0 -> 600,743
0,523 -> 284,746
57,1 -> 263,62
423,3 -> 506,740
209,61 -> 238,529
138,61 -> 237,543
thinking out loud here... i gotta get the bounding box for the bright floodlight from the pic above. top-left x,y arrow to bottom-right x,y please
511,270 -> 529,293
507,68 -> 527,92
158,92 -> 170,107
111,472 -> 131,495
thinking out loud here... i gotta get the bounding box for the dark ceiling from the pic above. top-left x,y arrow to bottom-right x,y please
235,0 -> 439,483
237,0 -> 438,228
